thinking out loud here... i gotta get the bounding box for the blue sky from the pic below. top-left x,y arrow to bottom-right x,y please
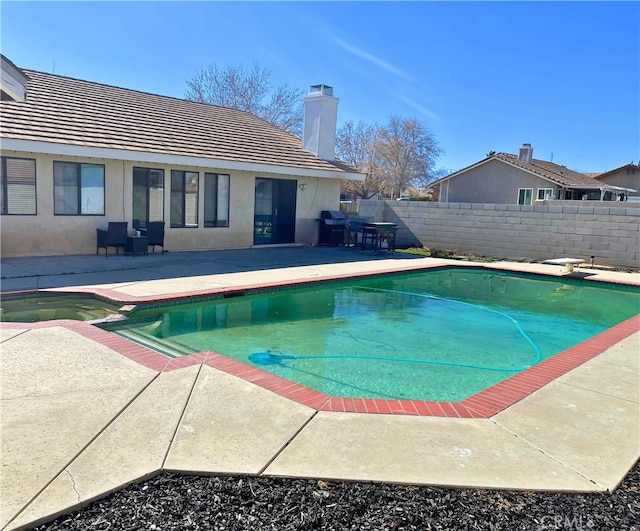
1,1 -> 638,173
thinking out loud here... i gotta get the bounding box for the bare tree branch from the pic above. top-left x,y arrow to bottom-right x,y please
260,85 -> 304,137
337,117 -> 443,199
336,121 -> 385,199
185,63 -> 304,137
376,116 -> 442,197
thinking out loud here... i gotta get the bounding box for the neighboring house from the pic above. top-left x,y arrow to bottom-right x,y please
0,55 -> 363,257
433,143 -> 636,204
593,163 -> 640,201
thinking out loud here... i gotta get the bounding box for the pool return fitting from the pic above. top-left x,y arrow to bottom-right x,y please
250,288 -> 542,373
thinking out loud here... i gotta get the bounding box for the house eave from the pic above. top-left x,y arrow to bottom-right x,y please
430,158 -> 491,185
563,184 -> 637,193
1,55 -> 29,102
593,163 -> 639,180
1,138 -> 365,181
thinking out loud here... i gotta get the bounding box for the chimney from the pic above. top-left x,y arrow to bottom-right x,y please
518,143 -> 533,164
302,84 -> 338,160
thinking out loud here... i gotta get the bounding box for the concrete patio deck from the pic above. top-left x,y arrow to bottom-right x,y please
1,247 -> 638,530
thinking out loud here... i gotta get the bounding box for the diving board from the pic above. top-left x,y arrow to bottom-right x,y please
543,257 -> 585,274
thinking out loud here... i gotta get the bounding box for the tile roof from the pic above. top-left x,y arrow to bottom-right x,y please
493,153 -> 605,187
430,152 -> 619,190
0,69 -> 360,177
593,163 -> 639,180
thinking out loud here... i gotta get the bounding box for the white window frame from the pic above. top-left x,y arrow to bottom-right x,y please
517,188 -> 533,205
1,156 -> 37,215
537,188 -> 554,200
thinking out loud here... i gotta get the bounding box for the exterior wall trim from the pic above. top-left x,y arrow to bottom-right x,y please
1,138 -> 363,181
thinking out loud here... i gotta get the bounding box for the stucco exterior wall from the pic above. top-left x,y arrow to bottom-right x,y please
440,159 -> 559,203
359,199 -> 639,269
0,150 -> 341,257
596,168 -> 640,199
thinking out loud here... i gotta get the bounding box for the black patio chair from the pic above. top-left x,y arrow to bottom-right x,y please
141,221 -> 165,253
96,222 -> 128,256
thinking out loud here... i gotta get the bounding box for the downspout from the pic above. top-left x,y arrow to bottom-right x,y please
122,160 -> 126,218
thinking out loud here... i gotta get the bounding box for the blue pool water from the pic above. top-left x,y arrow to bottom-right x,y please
107,268 -> 639,401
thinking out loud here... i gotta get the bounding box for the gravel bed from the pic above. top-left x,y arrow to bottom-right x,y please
33,460 -> 638,530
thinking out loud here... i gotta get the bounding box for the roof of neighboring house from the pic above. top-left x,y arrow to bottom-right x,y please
592,162 -> 639,180
0,69 -> 362,178
492,153 -> 605,187
432,152 -> 615,189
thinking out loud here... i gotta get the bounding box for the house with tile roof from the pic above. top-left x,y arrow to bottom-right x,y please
433,143 -> 636,204
593,163 -> 640,201
0,55 -> 363,257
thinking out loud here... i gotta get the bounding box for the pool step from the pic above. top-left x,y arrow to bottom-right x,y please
114,328 -> 196,359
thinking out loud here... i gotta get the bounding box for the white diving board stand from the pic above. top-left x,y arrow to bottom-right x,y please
543,258 -> 585,274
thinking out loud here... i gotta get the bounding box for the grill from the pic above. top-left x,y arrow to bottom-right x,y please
318,210 -> 347,246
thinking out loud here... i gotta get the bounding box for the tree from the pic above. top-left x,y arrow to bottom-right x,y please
431,167 -> 454,180
336,121 -> 385,199
375,116 -> 442,198
185,63 -> 304,137
337,116 -> 442,200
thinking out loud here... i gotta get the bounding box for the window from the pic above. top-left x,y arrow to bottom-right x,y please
537,188 -> 554,200
1,157 -> 36,215
133,167 -> 164,227
204,173 -> 230,227
171,170 -> 198,227
517,188 -> 533,205
54,162 -> 104,215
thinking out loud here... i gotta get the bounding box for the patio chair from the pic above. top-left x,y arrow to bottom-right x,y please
140,221 -> 165,253
377,226 -> 399,253
346,216 -> 373,246
360,226 -> 379,254
96,222 -> 128,256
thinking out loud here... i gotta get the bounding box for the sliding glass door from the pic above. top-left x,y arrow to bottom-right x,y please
254,177 -> 297,244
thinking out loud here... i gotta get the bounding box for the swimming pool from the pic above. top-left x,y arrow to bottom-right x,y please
106,268 -> 639,402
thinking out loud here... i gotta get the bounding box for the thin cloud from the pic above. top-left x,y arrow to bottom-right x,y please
391,91 -> 440,122
330,35 -> 412,81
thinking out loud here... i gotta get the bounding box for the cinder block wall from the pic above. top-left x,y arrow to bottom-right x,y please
358,200 -> 640,268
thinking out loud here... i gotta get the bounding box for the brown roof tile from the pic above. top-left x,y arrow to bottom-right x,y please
1,70 -> 360,176
494,153 -> 605,187
593,163 -> 639,179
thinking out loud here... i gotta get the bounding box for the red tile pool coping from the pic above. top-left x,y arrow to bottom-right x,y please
2,263 -> 638,418
3,314 -> 637,419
